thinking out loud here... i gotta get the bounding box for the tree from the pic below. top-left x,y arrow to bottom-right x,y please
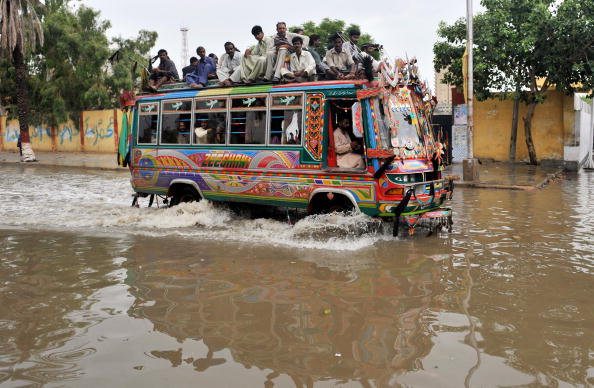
0,0 -> 44,161
291,19 -> 375,58
434,0 -> 594,165
0,0 -> 157,132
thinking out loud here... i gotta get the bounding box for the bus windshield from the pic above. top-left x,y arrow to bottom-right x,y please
374,91 -> 426,158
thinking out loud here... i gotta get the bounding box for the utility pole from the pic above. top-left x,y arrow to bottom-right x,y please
463,0 -> 480,181
180,27 -> 189,70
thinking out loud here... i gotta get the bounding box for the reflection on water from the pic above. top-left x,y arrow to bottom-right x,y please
0,166 -> 593,387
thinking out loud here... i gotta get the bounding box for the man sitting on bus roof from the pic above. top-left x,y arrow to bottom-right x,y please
281,36 -> 316,83
148,49 -> 179,92
324,35 -> 356,80
342,28 -> 361,64
186,46 -> 217,89
241,25 -> 273,84
334,117 -> 365,169
181,57 -> 198,81
265,22 -> 309,82
217,42 -> 243,86
307,34 -> 329,77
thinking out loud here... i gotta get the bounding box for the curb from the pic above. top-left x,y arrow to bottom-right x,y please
446,168 -> 563,191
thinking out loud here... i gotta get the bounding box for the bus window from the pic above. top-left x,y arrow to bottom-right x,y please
138,103 -> 159,145
373,97 -> 392,149
160,99 -> 192,145
230,96 -> 267,145
269,94 -> 303,145
194,98 -> 227,145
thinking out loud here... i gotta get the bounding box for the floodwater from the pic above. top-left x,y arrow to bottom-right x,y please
0,165 -> 593,388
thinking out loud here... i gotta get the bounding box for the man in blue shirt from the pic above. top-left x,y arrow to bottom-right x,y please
186,46 -> 217,89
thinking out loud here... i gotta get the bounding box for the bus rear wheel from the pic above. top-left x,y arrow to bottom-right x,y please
169,186 -> 200,207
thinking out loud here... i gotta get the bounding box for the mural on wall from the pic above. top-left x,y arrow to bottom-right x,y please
4,122 -> 19,143
84,115 -> 114,146
59,123 -> 80,145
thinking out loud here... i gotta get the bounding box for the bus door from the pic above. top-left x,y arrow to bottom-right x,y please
325,98 -> 366,169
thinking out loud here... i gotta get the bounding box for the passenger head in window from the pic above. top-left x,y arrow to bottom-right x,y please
292,27 -> 304,35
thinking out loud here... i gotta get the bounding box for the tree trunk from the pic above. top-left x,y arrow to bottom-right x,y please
13,43 -> 36,162
509,96 -> 520,162
523,101 -> 538,165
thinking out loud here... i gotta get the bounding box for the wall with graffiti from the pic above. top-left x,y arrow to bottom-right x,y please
0,109 -> 121,153
82,110 -> 119,153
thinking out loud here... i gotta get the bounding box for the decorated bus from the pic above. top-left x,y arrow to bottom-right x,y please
125,68 -> 453,236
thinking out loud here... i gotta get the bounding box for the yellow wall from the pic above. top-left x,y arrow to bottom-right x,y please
3,119 -> 20,151
0,109 -> 120,153
474,91 -> 570,161
82,110 -> 118,153
56,119 -> 82,152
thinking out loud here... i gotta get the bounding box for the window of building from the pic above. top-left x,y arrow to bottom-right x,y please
160,99 -> 192,145
138,103 -> 159,145
229,96 -> 267,145
269,94 -> 303,145
193,98 -> 227,145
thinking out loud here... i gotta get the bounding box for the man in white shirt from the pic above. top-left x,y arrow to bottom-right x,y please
217,42 -> 243,86
334,118 -> 365,169
281,36 -> 316,83
265,22 -> 309,82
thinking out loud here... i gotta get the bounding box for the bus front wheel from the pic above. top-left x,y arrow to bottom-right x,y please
169,186 -> 200,207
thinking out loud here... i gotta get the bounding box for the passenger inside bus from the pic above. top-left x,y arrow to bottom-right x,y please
334,117 -> 365,169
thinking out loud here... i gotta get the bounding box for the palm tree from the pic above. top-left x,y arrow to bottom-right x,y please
0,0 -> 44,161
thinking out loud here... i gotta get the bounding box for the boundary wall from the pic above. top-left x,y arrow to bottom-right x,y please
0,109 -> 123,153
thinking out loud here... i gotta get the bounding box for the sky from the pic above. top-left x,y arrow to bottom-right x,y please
81,0 -> 481,90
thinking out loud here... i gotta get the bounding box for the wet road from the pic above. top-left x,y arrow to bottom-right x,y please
0,165 -> 593,387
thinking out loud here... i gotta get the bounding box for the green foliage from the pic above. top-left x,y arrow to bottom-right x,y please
291,18 -> 376,58
109,30 -> 159,92
0,0 -> 157,126
434,0 -> 594,101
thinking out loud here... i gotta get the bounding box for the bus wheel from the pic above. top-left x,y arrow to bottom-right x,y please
170,186 -> 200,207
308,193 -> 354,215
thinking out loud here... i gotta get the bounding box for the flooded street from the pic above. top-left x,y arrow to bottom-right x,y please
1,165 -> 593,387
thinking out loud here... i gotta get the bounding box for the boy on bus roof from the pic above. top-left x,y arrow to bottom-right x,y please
241,25 -> 273,84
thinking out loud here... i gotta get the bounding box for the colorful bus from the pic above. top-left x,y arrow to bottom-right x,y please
128,80 -> 453,235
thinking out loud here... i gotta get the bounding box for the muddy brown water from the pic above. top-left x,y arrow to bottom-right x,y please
0,165 -> 593,387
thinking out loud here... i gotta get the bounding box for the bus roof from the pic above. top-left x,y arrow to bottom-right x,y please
135,80 -> 371,102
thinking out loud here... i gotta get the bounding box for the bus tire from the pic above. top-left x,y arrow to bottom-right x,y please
308,193 -> 355,215
169,186 -> 200,207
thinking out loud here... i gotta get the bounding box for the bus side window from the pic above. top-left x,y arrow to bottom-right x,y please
160,99 -> 192,145
230,96 -> 267,145
270,94 -> 302,145
374,97 -> 391,149
194,98 -> 227,145
138,103 -> 159,145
